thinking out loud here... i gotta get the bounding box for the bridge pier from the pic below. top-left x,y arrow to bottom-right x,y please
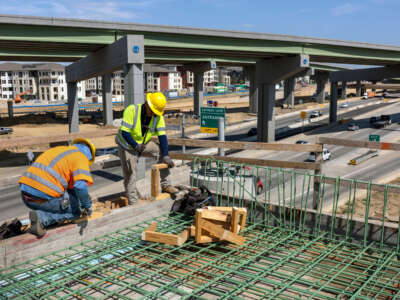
183,62 -> 216,116
123,63 -> 144,107
244,65 -> 258,114
67,82 -> 79,133
256,54 -> 309,142
340,81 -> 347,99
356,81 -> 362,97
329,81 -> 338,123
316,76 -> 328,103
66,35 -> 144,133
102,73 -> 113,125
284,77 -> 295,108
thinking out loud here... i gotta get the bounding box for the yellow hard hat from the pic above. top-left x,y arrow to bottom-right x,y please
72,138 -> 96,166
146,92 -> 167,116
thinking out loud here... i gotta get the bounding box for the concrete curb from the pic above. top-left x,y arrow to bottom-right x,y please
0,197 -> 174,268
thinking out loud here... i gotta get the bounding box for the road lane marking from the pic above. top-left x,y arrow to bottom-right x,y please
343,163 -> 377,179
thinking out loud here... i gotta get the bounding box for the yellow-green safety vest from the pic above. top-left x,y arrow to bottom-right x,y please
115,104 -> 166,151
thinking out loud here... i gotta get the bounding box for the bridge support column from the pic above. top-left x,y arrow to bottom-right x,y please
372,80 -> 377,92
244,65 -> 258,113
284,77 -> 295,108
67,82 -> 79,133
193,71 -> 204,116
256,54 -> 309,142
183,62 -> 216,116
124,63 -> 144,107
329,81 -> 338,124
102,73 -> 113,125
356,81 -> 362,97
341,81 -> 347,99
316,76 -> 328,103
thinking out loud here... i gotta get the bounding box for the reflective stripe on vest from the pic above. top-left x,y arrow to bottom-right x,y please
115,132 -> 133,151
22,172 -> 64,194
151,116 -> 159,133
121,120 -> 134,129
32,162 -> 68,188
72,169 -> 92,177
24,149 -> 79,194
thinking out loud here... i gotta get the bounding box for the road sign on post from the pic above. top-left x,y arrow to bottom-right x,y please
200,107 -> 225,134
300,111 -> 307,119
369,134 -> 380,142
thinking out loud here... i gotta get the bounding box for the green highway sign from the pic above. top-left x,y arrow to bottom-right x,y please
369,134 -> 380,142
200,107 -> 225,134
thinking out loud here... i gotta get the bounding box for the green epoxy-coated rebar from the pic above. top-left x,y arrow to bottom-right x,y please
2,158 -> 400,299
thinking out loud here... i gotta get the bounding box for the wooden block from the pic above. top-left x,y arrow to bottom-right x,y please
142,231 -> 180,246
201,219 -> 245,245
204,206 -> 234,212
190,225 -> 196,237
195,209 -> 203,244
152,163 -> 169,170
141,228 -> 189,246
154,193 -> 170,201
151,168 -> 160,198
178,229 -> 190,245
200,210 -> 230,222
105,201 -> 112,209
145,222 -> 158,232
198,235 -> 219,243
120,196 -> 129,207
231,207 -> 239,234
239,210 -> 247,232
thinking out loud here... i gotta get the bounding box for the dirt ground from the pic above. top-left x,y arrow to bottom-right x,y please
338,177 -> 400,223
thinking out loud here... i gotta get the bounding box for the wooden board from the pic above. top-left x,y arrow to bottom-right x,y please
169,153 -> 321,170
201,219 -> 245,245
318,137 -> 400,151
0,129 -> 117,149
166,138 -> 322,152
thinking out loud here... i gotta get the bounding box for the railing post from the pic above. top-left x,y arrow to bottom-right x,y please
218,117 -> 225,156
313,143 -> 323,209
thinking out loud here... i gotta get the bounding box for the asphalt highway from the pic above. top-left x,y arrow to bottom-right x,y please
0,97 -> 398,221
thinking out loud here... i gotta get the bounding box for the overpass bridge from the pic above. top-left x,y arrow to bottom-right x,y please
1,15 -> 400,141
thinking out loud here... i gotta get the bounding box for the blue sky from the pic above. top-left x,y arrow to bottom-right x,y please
1,0 -> 399,45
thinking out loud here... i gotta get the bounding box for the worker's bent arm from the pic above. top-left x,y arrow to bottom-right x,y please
74,180 -> 91,209
121,130 -> 138,148
158,134 -> 168,157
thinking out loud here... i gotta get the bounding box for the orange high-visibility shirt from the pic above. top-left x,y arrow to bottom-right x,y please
19,145 -> 93,198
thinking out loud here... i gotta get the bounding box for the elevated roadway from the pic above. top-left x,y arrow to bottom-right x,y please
1,15 -> 400,65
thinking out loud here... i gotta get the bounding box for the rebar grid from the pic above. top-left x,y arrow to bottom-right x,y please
1,215 -> 399,299
1,159 -> 400,299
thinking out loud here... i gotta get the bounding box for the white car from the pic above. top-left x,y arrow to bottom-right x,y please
362,93 -> 368,100
308,148 -> 331,162
310,111 -> 322,118
340,102 -> 349,108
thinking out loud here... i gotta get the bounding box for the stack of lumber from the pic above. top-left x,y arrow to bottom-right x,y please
141,206 -> 247,246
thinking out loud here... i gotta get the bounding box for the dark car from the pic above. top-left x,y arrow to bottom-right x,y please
347,123 -> 359,131
295,140 -> 309,144
369,116 -> 377,124
0,127 -> 13,135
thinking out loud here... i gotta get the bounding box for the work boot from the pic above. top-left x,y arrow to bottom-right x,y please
29,211 -> 46,238
162,185 -> 179,194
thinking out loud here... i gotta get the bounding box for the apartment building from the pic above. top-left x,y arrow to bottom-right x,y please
0,63 -> 67,101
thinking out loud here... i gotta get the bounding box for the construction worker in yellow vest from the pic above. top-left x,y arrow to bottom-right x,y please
19,138 -> 96,237
115,92 -> 177,204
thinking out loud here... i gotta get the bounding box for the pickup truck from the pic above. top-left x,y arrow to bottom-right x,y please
371,115 -> 391,128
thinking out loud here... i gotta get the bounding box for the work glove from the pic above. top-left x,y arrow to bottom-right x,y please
162,155 -> 175,168
135,143 -> 146,154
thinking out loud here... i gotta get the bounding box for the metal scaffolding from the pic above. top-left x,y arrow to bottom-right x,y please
1,158 -> 400,299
